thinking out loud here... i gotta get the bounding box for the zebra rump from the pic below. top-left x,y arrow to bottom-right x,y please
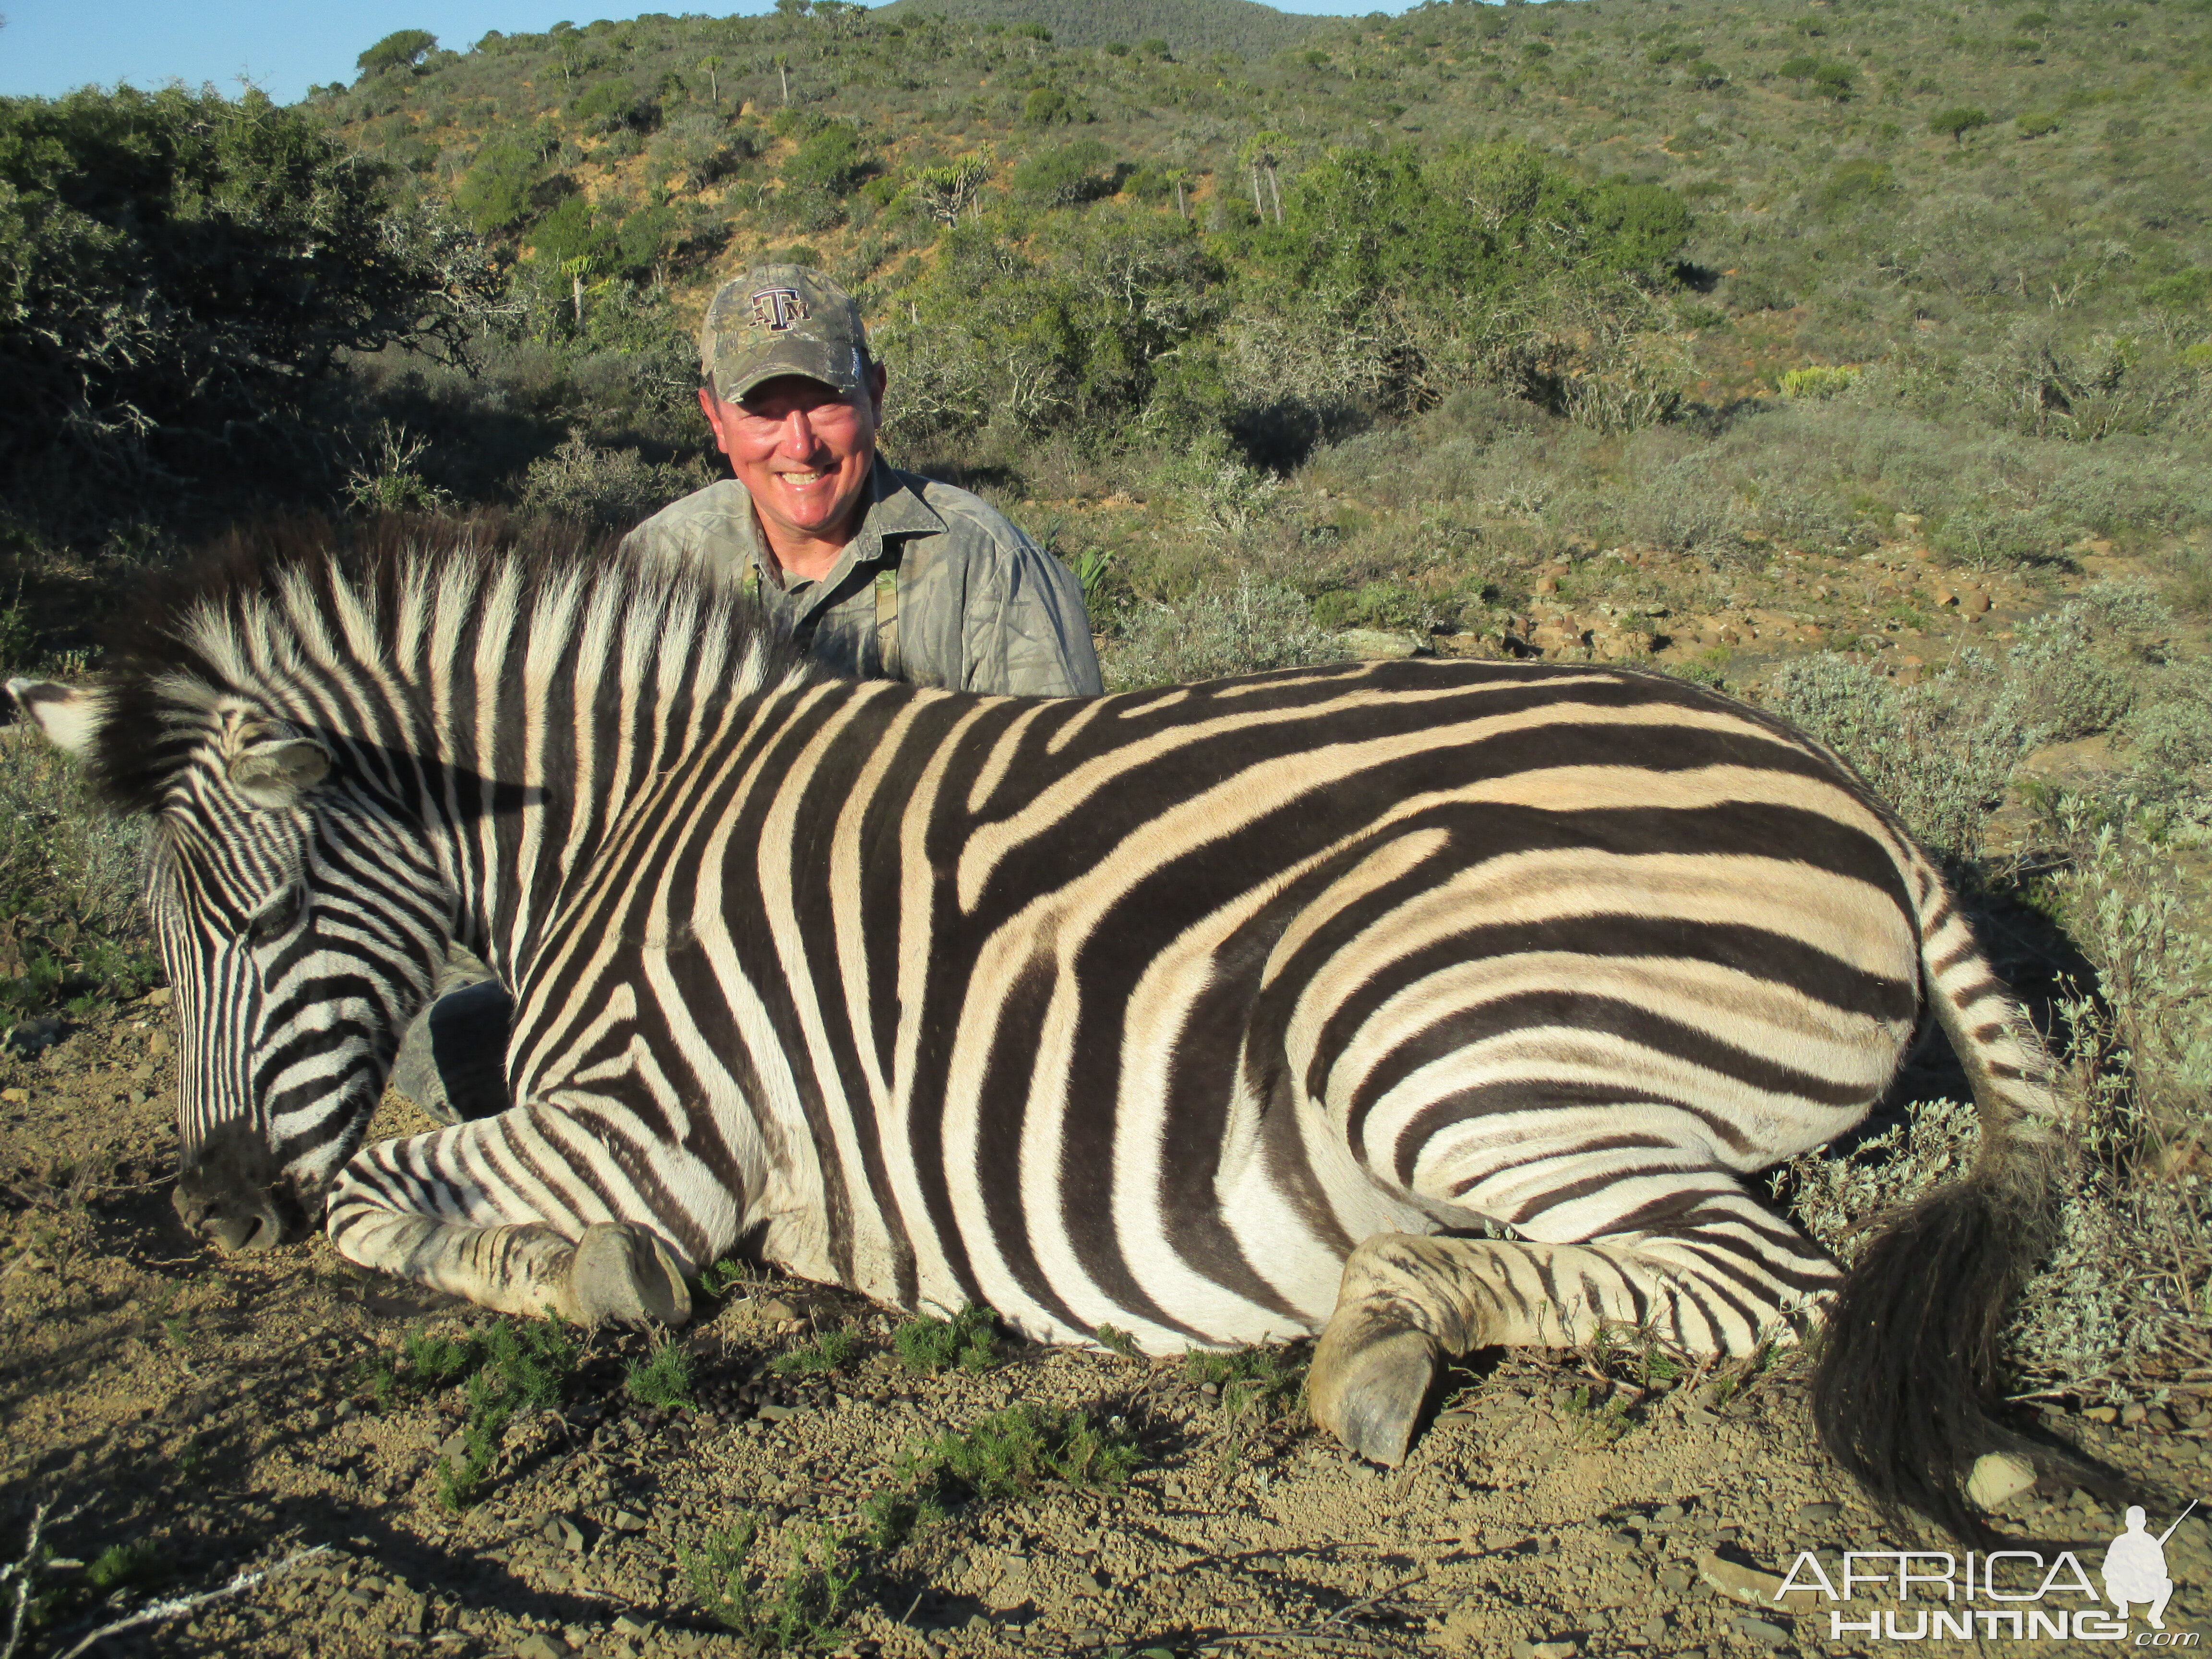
12,513 -> 2078,1535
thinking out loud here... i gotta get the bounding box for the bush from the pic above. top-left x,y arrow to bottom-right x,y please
1930,106 -> 1991,143
1106,577 -> 1342,690
1010,138 -> 1115,207
782,120 -> 869,198
1779,364 -> 1860,399
519,437 -> 707,529
572,77 -> 661,135
0,85 -> 491,498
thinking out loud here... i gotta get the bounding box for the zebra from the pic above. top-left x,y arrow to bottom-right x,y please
9,517 -> 2070,1536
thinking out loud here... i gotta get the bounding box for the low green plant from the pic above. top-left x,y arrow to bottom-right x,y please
893,1303 -> 997,1373
1184,1346 -> 1306,1422
681,1515 -> 860,1651
1093,1323 -> 1143,1359
771,1327 -> 860,1376
697,1255 -> 755,1296
84,1539 -> 162,1594
902,1404 -> 1142,1502
434,1314 -> 579,1510
626,1338 -> 698,1409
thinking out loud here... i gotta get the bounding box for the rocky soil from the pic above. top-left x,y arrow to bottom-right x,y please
3,542 -> 2209,1659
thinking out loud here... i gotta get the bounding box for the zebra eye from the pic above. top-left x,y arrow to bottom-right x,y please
244,887 -> 306,947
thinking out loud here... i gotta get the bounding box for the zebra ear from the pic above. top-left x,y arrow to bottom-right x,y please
6,678 -> 104,756
229,737 -> 333,809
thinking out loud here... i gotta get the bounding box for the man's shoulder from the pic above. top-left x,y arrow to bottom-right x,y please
888,469 -> 1033,563
625,479 -> 755,555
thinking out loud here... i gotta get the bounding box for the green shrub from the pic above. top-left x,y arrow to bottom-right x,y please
518,437 -> 707,529
901,1405 -> 1142,1501
1779,364 -> 1860,399
1930,106 -> 1992,143
682,1517 -> 860,1650
1010,138 -> 1115,207
2016,110 -> 2062,139
892,1304 -> 997,1373
771,1328 -> 861,1375
625,1339 -> 698,1409
1106,577 -> 1339,690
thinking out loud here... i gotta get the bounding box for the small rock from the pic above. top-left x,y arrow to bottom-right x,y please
609,1510 -> 647,1533
2122,1403 -> 2149,1426
513,1638 -> 571,1659
756,1404 -> 797,1422
541,1515 -> 584,1554
0,1088 -> 25,1104
2,1018 -> 62,1056
1338,628 -> 1424,661
2084,1405 -> 2119,1424
1699,1551 -> 1821,1613
612,1616 -> 653,1637
1793,1501 -> 1841,1527
145,986 -> 173,1006
1659,1565 -> 1694,1593
1735,1615 -> 1791,1648
1967,1452 -> 2037,1509
1654,1504 -> 1686,1524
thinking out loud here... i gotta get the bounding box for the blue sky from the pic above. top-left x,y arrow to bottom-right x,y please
2,0 -> 1403,106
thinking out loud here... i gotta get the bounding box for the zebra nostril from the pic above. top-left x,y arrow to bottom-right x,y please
204,1212 -> 263,1252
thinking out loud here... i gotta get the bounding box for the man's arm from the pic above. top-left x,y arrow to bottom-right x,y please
968,535 -> 1104,697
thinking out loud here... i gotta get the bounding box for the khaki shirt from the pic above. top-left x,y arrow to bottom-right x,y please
620,458 -> 1104,697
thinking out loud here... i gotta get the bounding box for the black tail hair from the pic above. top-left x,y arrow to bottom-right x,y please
1810,871 -> 2079,1541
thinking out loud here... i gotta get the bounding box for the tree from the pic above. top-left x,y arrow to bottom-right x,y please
1930,106 -> 1992,144
914,156 -> 989,229
453,139 -> 541,233
356,29 -> 437,77
698,54 -> 724,103
0,84 -> 494,493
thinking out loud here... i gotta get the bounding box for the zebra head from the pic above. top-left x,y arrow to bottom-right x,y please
10,673 -> 453,1254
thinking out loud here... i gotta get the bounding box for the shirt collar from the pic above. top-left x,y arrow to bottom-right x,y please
751,455 -> 945,613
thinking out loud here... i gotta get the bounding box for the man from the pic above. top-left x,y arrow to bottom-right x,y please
392,265 -> 1100,1125
622,263 -> 1102,697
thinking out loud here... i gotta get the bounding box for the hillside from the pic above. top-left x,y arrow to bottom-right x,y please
870,0 -> 1327,57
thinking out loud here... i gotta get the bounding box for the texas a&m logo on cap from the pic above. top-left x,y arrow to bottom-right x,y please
749,286 -> 808,332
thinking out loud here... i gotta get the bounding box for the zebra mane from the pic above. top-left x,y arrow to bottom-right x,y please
85,510 -> 803,817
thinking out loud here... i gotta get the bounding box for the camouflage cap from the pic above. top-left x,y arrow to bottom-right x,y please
698,264 -> 872,404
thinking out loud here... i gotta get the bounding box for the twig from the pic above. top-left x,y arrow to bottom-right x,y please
53,1543 -> 329,1659
2,1500 -> 88,1659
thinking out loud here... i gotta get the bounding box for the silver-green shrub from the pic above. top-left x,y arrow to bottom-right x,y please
1104,576 -> 1341,690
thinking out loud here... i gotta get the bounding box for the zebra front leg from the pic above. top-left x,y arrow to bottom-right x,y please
323,1111 -> 697,1326
325,1204 -> 690,1324
1311,1194 -> 1839,1465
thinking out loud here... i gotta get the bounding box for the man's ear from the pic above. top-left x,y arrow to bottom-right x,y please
228,733 -> 333,810
6,678 -> 104,756
867,360 -> 889,423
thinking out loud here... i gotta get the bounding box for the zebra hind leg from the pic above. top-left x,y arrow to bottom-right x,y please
1311,1209 -> 1837,1466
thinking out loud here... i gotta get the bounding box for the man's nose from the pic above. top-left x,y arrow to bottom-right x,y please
778,408 -> 820,456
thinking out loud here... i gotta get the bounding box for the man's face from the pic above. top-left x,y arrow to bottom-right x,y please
700,367 -> 887,557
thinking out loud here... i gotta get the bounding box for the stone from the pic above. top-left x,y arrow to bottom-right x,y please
753,1298 -> 800,1323
1698,1551 -> 1821,1614
609,1510 -> 647,1532
1735,1615 -> 1791,1648
1337,628 -> 1423,661
1793,1501 -> 1841,1527
145,986 -> 173,1007
0,1088 -> 25,1104
513,1638 -> 571,1659
1967,1452 -> 2037,1509
1658,1566 -> 1694,1593
2,1018 -> 62,1056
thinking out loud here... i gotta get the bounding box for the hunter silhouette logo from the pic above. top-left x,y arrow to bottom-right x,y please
2106,1503 -> 2193,1631
749,286 -> 807,332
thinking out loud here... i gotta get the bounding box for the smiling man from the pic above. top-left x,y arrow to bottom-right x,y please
622,264 -> 1103,697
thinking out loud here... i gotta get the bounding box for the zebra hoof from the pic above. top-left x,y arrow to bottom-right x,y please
568,1223 -> 691,1327
1309,1309 -> 1441,1467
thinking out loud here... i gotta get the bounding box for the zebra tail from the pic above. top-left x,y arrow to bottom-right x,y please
1809,883 -> 2075,1540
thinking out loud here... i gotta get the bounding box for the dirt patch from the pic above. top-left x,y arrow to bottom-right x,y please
2,1003 -> 2208,1658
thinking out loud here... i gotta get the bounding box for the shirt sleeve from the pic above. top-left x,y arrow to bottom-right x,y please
967,534 -> 1105,697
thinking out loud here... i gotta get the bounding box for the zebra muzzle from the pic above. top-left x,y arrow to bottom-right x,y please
172,1122 -> 307,1253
